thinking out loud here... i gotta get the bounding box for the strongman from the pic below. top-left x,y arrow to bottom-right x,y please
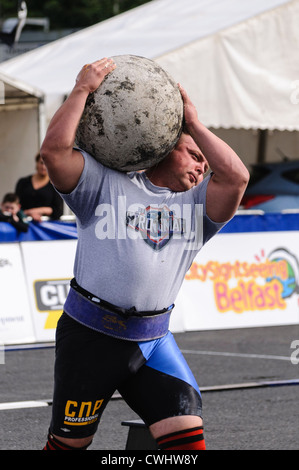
41,58 -> 249,450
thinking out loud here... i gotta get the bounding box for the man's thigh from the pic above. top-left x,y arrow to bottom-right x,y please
50,312 -> 146,439
119,332 -> 203,427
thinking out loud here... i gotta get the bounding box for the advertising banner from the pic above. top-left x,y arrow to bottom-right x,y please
0,243 -> 35,344
1,217 -> 298,344
21,240 -> 77,341
176,231 -> 299,331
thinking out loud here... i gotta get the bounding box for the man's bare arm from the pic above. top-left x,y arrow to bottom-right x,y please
40,58 -> 116,193
179,85 -> 249,223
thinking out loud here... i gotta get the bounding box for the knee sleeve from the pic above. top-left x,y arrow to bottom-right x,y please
156,426 -> 206,450
43,431 -> 92,450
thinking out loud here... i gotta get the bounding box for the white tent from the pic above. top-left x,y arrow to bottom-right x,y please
0,0 -> 298,195
0,72 -> 44,198
0,0 -> 298,129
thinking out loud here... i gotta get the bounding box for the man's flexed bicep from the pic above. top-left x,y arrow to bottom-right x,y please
40,58 -> 116,194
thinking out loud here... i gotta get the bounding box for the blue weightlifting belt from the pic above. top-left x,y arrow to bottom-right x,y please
64,282 -> 174,341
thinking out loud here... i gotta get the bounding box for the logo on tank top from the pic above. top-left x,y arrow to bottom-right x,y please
126,205 -> 184,250
126,203 -> 203,251
94,197 -> 203,251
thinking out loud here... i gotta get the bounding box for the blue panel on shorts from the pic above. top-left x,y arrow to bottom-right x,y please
138,332 -> 200,394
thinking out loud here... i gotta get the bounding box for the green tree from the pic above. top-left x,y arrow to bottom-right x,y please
0,0 -> 152,29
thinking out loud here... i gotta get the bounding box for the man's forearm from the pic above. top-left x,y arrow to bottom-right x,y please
41,59 -> 116,160
42,85 -> 89,156
187,120 -> 248,185
179,84 -> 249,186
40,59 -> 116,194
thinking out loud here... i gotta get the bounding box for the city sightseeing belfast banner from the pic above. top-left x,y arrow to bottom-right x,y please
177,231 -> 299,331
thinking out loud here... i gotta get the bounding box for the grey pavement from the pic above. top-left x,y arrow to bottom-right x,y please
0,324 -> 298,451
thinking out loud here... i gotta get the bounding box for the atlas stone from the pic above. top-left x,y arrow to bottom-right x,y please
75,55 -> 183,171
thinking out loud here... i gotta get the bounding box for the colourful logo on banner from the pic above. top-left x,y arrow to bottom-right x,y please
185,247 -> 299,314
34,279 -> 71,329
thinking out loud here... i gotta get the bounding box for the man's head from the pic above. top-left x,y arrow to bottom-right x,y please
1,193 -> 21,216
146,132 -> 209,192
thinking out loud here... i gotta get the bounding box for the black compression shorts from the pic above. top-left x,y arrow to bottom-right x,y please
50,312 -> 202,439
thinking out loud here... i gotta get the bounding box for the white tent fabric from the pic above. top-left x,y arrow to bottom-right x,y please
0,0 -> 298,130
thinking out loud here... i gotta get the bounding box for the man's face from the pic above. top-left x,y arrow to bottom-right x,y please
165,133 -> 209,192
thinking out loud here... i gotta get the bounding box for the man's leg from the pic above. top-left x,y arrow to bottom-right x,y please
44,431 -> 93,450
150,416 -> 206,450
44,312 -> 146,450
119,332 -> 206,450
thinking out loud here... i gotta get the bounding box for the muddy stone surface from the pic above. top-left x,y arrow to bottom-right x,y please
76,55 -> 183,171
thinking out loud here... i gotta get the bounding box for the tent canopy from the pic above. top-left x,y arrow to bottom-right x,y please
0,71 -> 44,200
0,0 -> 298,130
0,71 -> 43,110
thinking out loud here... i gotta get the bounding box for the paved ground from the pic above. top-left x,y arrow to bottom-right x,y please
0,324 -> 298,451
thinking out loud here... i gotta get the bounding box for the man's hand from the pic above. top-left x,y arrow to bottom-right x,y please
41,57 -> 117,194
75,58 -> 116,94
178,84 -> 198,132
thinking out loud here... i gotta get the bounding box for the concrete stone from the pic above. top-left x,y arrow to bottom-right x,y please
76,55 -> 183,171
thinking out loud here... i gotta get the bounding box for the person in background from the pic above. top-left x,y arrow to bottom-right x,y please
15,153 -> 63,222
0,192 -> 28,232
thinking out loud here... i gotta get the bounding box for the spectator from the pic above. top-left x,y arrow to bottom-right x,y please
0,192 -> 28,232
15,153 -> 63,221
